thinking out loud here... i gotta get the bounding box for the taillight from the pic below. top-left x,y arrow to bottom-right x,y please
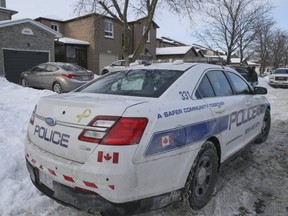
62,74 -> 80,79
78,116 -> 148,145
78,116 -> 119,143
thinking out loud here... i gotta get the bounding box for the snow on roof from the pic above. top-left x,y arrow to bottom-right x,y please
162,38 -> 176,44
230,58 -> 241,64
56,37 -> 89,45
0,7 -> 18,15
204,55 -> 222,58
156,46 -> 193,55
247,61 -> 259,66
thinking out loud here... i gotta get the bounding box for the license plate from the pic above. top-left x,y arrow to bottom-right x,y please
82,76 -> 89,81
39,171 -> 54,191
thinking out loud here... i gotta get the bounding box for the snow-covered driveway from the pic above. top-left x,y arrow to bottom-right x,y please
0,77 -> 287,216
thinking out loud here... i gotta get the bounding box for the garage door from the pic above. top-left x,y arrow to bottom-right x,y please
3,50 -> 49,84
99,53 -> 118,72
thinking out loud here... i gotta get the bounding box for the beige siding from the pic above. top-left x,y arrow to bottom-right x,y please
35,15 -> 158,74
36,19 -> 64,33
95,17 -> 123,72
62,16 -> 96,72
131,20 -> 157,59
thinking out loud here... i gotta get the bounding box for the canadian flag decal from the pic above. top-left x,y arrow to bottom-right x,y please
98,151 -> 119,164
159,135 -> 173,147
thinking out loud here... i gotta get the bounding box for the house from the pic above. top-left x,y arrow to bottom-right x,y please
36,15 -> 159,74
129,17 -> 159,61
156,36 -> 187,47
0,0 -> 16,21
155,39 -> 224,64
0,0 -> 62,84
156,46 -> 199,62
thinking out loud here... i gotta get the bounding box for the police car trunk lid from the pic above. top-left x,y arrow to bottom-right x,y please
28,93 -> 147,163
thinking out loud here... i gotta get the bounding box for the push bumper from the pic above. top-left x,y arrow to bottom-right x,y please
269,81 -> 288,87
26,160 -> 181,216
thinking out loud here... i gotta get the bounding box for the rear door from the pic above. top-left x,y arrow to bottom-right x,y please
40,64 -> 59,88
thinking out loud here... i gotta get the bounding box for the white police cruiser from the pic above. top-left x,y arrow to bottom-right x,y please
25,62 -> 270,215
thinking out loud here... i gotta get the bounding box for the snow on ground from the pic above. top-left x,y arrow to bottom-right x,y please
0,76 -> 287,216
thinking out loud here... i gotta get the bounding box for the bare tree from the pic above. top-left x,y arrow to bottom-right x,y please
253,17 -> 275,75
73,0 -> 204,65
196,0 -> 272,64
269,30 -> 288,69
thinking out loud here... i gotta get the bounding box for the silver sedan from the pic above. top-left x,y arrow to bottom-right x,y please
20,62 -> 94,93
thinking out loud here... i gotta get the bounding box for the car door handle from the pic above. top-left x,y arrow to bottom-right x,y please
215,107 -> 225,113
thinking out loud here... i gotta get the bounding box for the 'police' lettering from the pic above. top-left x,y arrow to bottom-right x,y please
34,125 -> 70,148
229,105 -> 262,130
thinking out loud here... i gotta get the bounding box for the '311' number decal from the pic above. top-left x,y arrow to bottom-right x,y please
179,91 -> 192,100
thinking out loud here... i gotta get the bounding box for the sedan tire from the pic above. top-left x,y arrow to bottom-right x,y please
53,82 -> 63,94
255,109 -> 271,144
184,141 -> 218,210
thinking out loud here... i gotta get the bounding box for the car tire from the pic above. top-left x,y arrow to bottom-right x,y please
101,69 -> 109,75
184,141 -> 218,210
53,82 -> 63,94
255,109 -> 271,144
20,78 -> 28,87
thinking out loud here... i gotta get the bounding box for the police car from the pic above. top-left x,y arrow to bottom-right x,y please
25,62 -> 271,215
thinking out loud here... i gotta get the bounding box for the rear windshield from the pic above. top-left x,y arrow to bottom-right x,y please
76,69 -> 183,97
58,63 -> 86,72
274,69 -> 288,74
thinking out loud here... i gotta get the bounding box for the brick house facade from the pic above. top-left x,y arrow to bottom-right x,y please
0,1 -> 61,84
36,15 -> 159,74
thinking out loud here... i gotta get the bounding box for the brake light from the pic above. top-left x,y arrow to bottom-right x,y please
62,74 -> 80,79
78,116 -> 148,145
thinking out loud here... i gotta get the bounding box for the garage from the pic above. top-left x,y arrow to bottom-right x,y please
0,18 -> 62,84
3,49 -> 49,84
99,53 -> 118,72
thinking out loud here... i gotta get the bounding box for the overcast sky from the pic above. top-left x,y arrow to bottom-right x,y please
5,0 -> 288,45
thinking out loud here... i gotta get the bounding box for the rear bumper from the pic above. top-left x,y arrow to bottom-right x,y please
26,160 -> 181,215
59,79 -> 89,92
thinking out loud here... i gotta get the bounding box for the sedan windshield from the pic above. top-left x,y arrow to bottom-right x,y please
76,69 -> 183,97
274,69 -> 288,74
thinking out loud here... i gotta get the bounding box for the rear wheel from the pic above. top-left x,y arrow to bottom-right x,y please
184,141 -> 218,210
255,109 -> 271,144
53,82 -> 62,94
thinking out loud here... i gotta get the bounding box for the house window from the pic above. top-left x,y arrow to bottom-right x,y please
143,26 -> 150,43
104,20 -> 114,38
51,23 -> 59,32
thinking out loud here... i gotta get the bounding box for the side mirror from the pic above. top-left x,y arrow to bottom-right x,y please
254,86 -> 267,95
